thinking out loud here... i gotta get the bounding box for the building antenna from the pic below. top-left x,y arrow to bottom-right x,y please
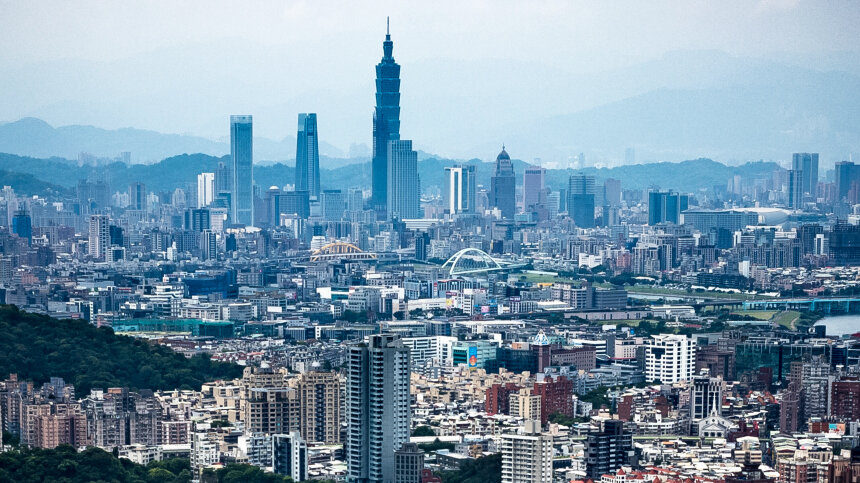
387,16 -> 390,36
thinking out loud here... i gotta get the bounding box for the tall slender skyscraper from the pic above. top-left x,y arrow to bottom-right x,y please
230,115 -> 253,226
296,113 -> 320,198
387,140 -> 420,220
372,18 -> 402,212
346,334 -> 411,483
491,147 -> 516,219
197,173 -> 215,208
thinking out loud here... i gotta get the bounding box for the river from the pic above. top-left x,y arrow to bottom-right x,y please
814,315 -> 860,337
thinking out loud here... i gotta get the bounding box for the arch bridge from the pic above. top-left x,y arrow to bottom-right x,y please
310,242 -> 378,262
441,248 -> 505,276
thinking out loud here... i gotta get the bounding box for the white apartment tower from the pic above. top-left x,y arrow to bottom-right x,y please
645,334 -> 696,383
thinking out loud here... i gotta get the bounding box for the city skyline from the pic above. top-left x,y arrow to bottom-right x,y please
1,3 -> 859,163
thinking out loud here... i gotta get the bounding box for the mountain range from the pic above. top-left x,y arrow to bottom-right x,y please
0,151 -> 779,197
2,49 -> 858,164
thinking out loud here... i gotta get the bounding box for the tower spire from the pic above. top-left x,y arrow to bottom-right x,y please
386,16 -> 390,39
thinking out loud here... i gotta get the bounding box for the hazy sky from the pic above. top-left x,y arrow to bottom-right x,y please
1,0 -> 858,162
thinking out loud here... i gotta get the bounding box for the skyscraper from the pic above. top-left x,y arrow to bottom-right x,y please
129,182 -> 146,211
387,140 -> 420,220
788,169 -> 803,209
296,113 -> 320,198
792,152 -> 819,196
490,147 -> 516,219
645,334 -> 696,383
197,173 -> 215,208
522,167 -> 545,211
442,165 -> 476,214
648,191 -> 687,224
230,115 -> 253,226
568,174 -> 596,228
372,18 -> 401,212
346,334 -> 411,483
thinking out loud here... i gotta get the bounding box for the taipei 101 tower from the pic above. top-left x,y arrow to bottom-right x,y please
371,17 -> 401,215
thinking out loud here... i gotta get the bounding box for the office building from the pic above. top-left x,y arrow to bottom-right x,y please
372,20 -> 401,211
200,230 -> 217,261
88,215 -> 110,261
491,147 -> 517,219
230,115 -> 253,226
129,182 -> 146,211
568,174 -> 596,228
522,167 -> 545,211
297,371 -> 341,445
836,161 -> 860,202
792,152 -> 819,196
296,113 -> 321,198
584,419 -> 634,479
394,443 -> 424,483
501,420 -> 553,483
12,209 -> 31,245
276,190 -> 311,221
272,432 -> 308,481
604,178 -> 622,206
788,169 -> 803,209
690,372 -> 724,419
197,173 -> 215,208
648,191 -> 687,224
387,140 -> 420,220
645,334 -> 696,383
442,165 -> 477,214
346,334 -> 411,483
215,162 -> 232,194
320,190 -> 347,221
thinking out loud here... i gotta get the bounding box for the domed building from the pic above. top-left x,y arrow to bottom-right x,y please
490,146 -> 516,219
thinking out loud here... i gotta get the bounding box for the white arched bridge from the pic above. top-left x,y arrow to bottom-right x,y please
310,242 -> 378,262
441,248 -> 511,276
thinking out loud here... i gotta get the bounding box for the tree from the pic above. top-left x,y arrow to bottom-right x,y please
412,425 -> 436,437
439,453 -> 502,483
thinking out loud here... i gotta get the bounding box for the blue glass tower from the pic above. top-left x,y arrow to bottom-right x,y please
371,18 -> 401,211
296,113 -> 320,198
230,115 -> 253,226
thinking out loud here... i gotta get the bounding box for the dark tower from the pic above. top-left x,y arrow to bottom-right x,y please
371,17 -> 402,214
490,146 -> 516,219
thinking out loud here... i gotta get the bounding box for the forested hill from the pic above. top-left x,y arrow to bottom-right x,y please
0,151 -> 778,196
0,305 -> 243,394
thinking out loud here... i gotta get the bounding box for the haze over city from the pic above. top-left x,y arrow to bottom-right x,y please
2,0 -> 860,164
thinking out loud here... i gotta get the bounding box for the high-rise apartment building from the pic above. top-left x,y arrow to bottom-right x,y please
443,165 -> 476,215
584,419 -> 634,479
129,182 -> 146,211
272,432 -> 308,481
88,215 -> 110,261
296,113 -> 320,198
792,152 -> 819,196
508,388 -> 541,422
346,334 -> 411,483
197,173 -> 215,208
372,20 -> 401,212
230,115 -> 253,225
297,371 -> 341,445
568,174 -> 596,228
387,140 -> 420,220
645,334 -> 696,383
490,147 -> 517,219
501,420 -> 553,483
